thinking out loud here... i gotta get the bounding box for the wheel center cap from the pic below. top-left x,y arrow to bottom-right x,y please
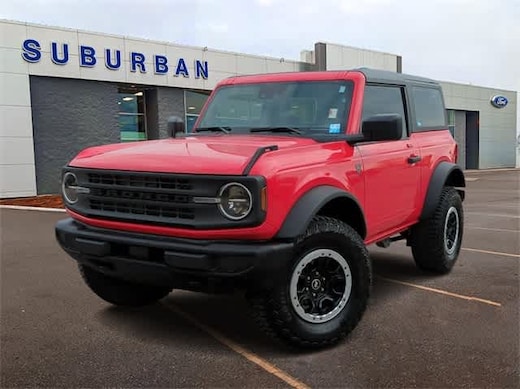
311,278 -> 322,290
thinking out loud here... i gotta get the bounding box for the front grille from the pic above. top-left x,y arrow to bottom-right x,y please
67,168 -> 265,229
88,172 -> 193,191
89,199 -> 195,219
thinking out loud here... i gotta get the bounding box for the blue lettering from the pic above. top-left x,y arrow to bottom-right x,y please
21,39 -> 41,63
195,60 -> 208,79
131,52 -> 146,73
51,42 -> 69,65
105,49 -> 121,70
80,46 -> 96,67
154,55 -> 168,74
175,58 -> 189,77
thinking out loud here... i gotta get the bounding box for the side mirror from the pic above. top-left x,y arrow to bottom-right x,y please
167,116 -> 186,138
362,114 -> 403,141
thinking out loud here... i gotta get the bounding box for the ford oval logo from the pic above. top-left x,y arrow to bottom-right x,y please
490,95 -> 508,108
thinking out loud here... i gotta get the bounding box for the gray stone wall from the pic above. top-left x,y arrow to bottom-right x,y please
30,76 -> 119,194
157,88 -> 185,138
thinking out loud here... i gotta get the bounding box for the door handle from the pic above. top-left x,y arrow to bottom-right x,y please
407,154 -> 421,164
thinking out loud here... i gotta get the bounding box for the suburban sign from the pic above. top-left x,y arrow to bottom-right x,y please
21,39 -> 209,79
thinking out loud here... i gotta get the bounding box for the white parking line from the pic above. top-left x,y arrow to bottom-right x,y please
466,204 -> 520,210
466,226 -> 520,233
167,304 -> 311,389
377,277 -> 502,307
462,247 -> 520,258
465,212 -> 520,219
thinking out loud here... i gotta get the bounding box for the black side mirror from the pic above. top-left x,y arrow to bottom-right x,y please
362,114 -> 403,141
167,116 -> 186,138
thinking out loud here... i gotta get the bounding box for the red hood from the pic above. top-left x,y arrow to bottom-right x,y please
69,134 -> 318,175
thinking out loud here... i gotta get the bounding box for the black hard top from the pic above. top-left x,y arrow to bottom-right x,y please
354,67 -> 440,86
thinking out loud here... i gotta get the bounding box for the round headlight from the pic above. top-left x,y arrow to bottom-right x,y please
62,172 -> 79,204
218,183 -> 253,220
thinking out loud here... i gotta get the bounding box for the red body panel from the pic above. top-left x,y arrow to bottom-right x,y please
66,70 -> 458,244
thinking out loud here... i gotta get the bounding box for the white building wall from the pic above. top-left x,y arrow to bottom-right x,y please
324,43 -> 399,72
440,82 -> 517,169
0,20 -> 37,198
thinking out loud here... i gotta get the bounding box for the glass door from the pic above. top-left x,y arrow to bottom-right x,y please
118,88 -> 147,142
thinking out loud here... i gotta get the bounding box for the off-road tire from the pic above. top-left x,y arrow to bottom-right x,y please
410,186 -> 464,274
79,265 -> 172,307
248,216 -> 371,349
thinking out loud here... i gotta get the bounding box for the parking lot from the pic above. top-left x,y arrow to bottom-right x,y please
1,170 -> 518,388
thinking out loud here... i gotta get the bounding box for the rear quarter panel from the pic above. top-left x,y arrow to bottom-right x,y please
412,129 -> 458,209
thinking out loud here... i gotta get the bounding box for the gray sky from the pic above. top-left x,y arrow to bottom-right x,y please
2,0 -> 519,130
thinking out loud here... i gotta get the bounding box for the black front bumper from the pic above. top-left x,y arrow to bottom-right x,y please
55,218 -> 294,290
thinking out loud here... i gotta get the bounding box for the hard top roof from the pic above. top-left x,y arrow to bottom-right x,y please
217,67 -> 440,87
354,67 -> 439,85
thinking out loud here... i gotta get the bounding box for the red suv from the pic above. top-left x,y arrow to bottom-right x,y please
56,68 -> 465,348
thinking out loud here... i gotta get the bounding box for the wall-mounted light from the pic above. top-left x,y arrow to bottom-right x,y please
134,91 -> 143,96
122,97 -> 134,101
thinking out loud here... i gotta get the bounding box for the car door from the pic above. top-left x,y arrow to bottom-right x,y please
356,84 -> 422,238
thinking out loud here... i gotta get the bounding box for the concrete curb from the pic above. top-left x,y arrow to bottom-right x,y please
0,205 -> 66,213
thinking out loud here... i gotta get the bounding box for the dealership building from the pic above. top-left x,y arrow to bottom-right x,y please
1,19 -> 518,198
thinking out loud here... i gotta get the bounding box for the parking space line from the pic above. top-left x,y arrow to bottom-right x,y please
376,276 -> 502,307
462,247 -> 520,258
465,212 -> 520,219
466,204 -> 520,209
466,226 -> 519,233
167,304 -> 311,389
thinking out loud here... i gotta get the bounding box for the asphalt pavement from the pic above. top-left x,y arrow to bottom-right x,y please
1,170 -> 519,388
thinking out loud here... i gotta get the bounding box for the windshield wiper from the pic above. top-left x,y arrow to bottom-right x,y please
195,126 -> 231,134
249,127 -> 302,135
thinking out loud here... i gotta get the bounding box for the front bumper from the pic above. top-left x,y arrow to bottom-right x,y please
55,218 -> 294,290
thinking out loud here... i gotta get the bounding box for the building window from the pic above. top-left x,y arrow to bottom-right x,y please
184,90 -> 210,132
118,88 -> 146,142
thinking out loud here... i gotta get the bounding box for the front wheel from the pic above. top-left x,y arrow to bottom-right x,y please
410,186 -> 464,274
249,216 -> 372,349
79,265 -> 172,307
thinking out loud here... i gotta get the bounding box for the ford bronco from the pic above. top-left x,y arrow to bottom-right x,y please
55,68 -> 465,348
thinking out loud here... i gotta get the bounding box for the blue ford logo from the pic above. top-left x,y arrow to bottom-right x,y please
490,95 -> 508,108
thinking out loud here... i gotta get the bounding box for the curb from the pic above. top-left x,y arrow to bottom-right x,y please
0,205 -> 66,213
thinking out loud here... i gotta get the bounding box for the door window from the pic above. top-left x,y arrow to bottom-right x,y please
361,85 -> 407,138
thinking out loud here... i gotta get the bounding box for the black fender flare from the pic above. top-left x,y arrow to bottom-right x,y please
275,185 -> 366,240
420,161 -> 466,220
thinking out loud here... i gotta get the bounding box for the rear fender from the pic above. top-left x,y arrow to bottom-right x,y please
420,162 -> 465,220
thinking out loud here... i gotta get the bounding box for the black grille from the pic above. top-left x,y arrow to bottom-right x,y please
89,199 -> 195,219
88,173 -> 193,191
67,168 -> 265,229
80,171 -> 200,225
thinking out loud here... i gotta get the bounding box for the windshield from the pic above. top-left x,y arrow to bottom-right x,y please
195,80 -> 354,136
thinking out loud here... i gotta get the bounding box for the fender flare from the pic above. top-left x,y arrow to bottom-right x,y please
420,161 -> 466,220
275,185 -> 365,240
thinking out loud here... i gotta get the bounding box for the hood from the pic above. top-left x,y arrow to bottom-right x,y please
69,134 -> 318,175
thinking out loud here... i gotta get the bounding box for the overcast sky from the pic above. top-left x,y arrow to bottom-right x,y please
2,0 -> 519,130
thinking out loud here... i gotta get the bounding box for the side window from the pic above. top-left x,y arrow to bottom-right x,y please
361,85 -> 407,138
412,86 -> 446,129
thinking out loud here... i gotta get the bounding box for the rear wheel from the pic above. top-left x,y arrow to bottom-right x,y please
249,216 -> 371,349
410,186 -> 464,274
79,265 -> 172,307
